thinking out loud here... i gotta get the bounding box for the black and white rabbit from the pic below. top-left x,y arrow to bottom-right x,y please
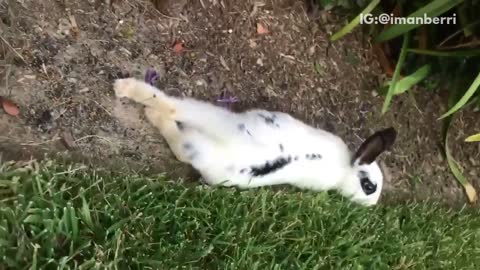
114,78 -> 397,206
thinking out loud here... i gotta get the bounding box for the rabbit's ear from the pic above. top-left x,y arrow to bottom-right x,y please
351,127 -> 397,165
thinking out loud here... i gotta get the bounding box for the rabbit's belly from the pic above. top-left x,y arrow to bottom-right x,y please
195,151 -> 334,188
194,151 -> 287,186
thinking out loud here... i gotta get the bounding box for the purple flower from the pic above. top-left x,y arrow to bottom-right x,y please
144,68 -> 159,86
216,89 -> 238,110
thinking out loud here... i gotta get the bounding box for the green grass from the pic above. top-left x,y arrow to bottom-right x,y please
1,160 -> 480,269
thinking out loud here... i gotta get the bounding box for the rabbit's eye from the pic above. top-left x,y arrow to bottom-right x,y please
360,177 -> 377,195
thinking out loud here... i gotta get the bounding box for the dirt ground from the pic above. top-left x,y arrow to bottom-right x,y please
1,0 -> 479,206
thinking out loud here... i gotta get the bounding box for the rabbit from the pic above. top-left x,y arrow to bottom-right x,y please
113,77 -> 397,206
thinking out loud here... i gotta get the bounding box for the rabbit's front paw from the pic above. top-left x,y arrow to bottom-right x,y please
114,78 -> 137,99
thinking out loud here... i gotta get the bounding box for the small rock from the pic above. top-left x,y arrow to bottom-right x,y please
67,77 -> 78,83
195,79 -> 207,86
249,39 -> 258,48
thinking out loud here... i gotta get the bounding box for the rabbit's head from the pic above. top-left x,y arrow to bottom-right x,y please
339,127 -> 397,206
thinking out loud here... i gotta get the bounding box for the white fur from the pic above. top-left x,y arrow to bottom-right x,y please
114,78 -> 384,206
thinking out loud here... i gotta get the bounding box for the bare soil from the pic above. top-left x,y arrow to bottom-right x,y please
1,0 -> 479,206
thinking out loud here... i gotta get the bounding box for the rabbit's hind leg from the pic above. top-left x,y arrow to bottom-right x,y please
145,107 -> 215,166
144,107 -> 192,163
114,78 -> 175,117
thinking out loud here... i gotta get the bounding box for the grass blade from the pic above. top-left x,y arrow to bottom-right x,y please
330,0 -> 380,41
408,48 -> 480,57
68,203 -> 79,242
382,33 -> 409,114
80,192 -> 94,230
438,72 -> 480,119
106,218 -> 130,235
375,0 -> 464,42
465,133 -> 480,142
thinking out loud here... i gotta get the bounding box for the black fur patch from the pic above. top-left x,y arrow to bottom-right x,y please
238,123 -> 253,136
306,153 -> 322,160
175,121 -> 184,131
258,113 -> 280,128
249,156 -> 291,177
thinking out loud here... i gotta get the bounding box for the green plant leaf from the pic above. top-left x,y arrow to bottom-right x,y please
438,72 -> 480,119
314,62 -> 322,74
377,65 -> 431,96
382,33 -> 409,114
375,0 -> 464,42
330,0 -> 381,41
465,133 -> 480,142
444,128 -> 477,203
390,64 -> 431,95
408,48 -> 480,57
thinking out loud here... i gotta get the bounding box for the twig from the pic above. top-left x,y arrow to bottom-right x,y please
0,34 -> 27,65
74,135 -> 114,145
91,98 -> 112,116
54,165 -> 87,176
20,137 -> 61,146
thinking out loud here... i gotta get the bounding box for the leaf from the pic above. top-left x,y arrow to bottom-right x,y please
438,71 -> 480,119
375,0 -> 464,42
445,129 -> 477,203
1,96 -> 20,116
382,33 -> 409,114
172,41 -> 184,54
465,133 -> 480,142
408,48 -> 480,57
386,64 -> 431,95
442,95 -> 477,204
330,0 -> 381,41
256,23 -> 269,35
314,62 -> 322,74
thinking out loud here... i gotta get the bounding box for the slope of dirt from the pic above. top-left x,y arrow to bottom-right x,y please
1,0 -> 479,206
